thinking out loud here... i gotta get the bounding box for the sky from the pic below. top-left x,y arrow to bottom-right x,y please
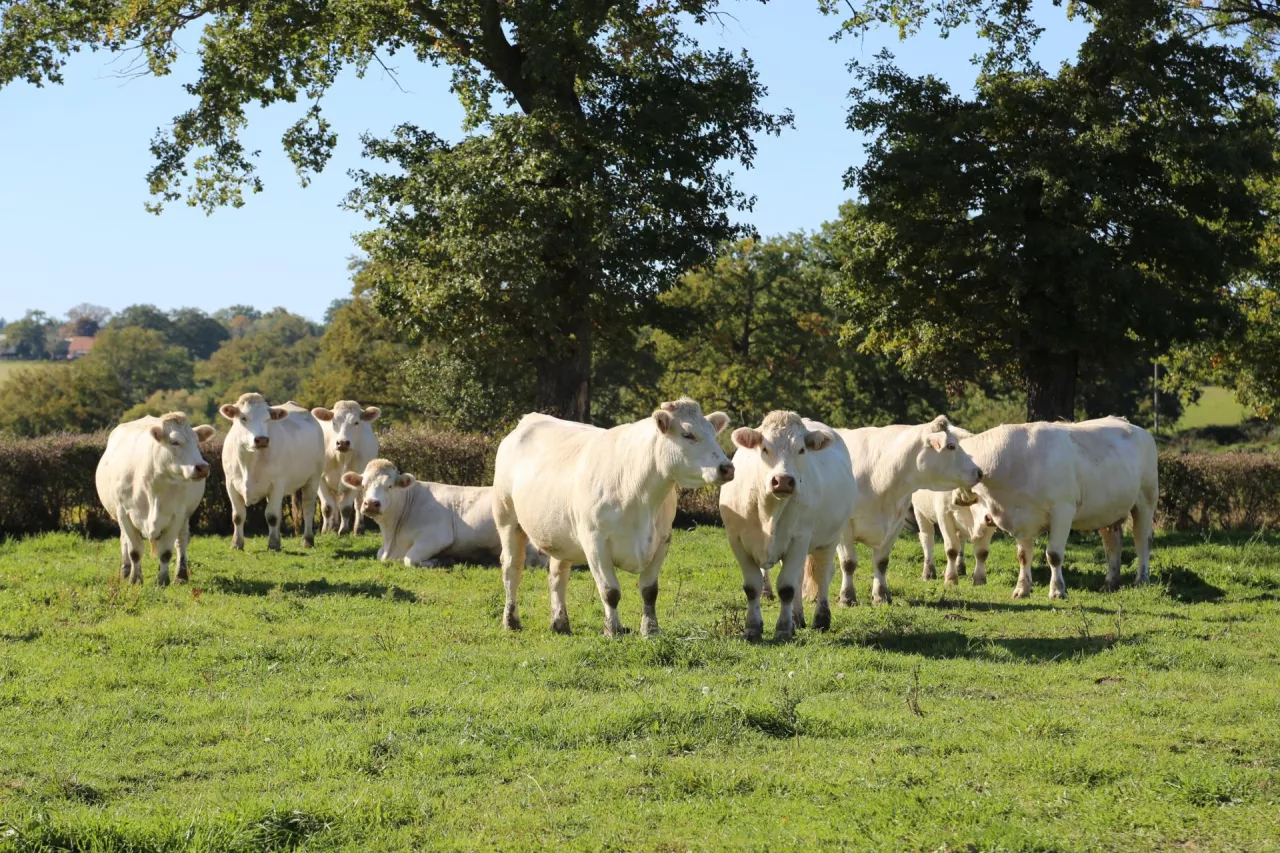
0,3 -> 1088,323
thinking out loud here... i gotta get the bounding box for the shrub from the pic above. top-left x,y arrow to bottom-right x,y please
1158,452 -> 1280,530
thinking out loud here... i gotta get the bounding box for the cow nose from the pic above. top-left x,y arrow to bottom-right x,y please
984,514 -> 995,527
974,468 -> 984,481
192,463 -> 209,479
254,436 -> 270,448
718,462 -> 735,482
363,500 -> 380,514
770,474 -> 796,494
336,440 -> 351,452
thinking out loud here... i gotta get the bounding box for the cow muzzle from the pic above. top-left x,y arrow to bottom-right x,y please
190,463 -> 210,480
253,436 -> 270,449
336,440 -> 351,452
769,474 -> 796,496
362,500 -> 381,516
718,462 -> 735,483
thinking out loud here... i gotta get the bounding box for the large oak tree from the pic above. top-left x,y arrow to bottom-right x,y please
1,1 -> 788,421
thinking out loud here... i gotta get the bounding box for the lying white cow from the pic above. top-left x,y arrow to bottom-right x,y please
312,400 -> 380,535
341,459 -> 546,567
219,393 -> 324,551
720,411 -> 856,641
954,416 -> 1158,599
802,416 -> 982,606
493,398 -> 733,636
912,485 -> 997,585
95,413 -> 215,585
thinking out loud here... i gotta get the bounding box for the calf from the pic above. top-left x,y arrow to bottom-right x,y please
493,398 -> 733,637
720,411 -> 856,641
912,486 -> 997,585
219,394 -> 324,551
342,459 -> 545,567
954,417 -> 1157,599
803,416 -> 982,606
312,400 -> 380,535
95,413 -> 215,585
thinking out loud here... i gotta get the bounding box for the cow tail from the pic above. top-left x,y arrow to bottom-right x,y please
149,539 -> 158,557
802,554 -> 820,602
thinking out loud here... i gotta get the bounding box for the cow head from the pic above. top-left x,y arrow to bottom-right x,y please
651,398 -> 733,487
342,458 -> 413,518
149,412 -> 215,481
732,410 -> 835,500
915,416 -> 982,490
219,393 -> 287,452
954,494 -> 1000,540
312,400 -> 380,453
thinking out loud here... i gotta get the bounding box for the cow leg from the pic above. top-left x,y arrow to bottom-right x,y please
638,534 -> 670,638
402,524 -> 453,567
498,524 -> 529,631
940,514 -> 963,586
299,479 -> 319,548
837,528 -> 858,607
917,508 -> 936,581
548,558 -> 573,635
228,485 -> 247,551
1132,502 -> 1155,585
352,483 -> 367,535
317,486 -> 336,534
972,530 -> 993,586
1012,538 -> 1035,598
870,535 -> 898,606
585,540 -> 626,638
265,485 -> 285,552
729,536 -> 765,642
809,548 -> 837,632
773,545 -> 808,641
1100,522 -> 1123,592
1046,507 -> 1073,600
175,521 -> 192,583
154,518 -> 182,587
117,532 -> 132,581
758,565 -> 775,601
120,516 -> 145,585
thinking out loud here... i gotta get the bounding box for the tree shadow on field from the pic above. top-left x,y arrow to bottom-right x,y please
1159,566 -> 1226,603
840,629 -> 1121,662
905,596 -> 1111,615
207,575 -> 417,602
333,544 -> 382,560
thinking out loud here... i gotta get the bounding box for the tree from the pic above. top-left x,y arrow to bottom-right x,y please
651,234 -> 949,429
87,327 -> 194,406
62,303 -> 111,338
827,3 -> 1278,422
1,1 -> 788,422
198,308 -> 322,402
304,286 -> 414,419
106,304 -> 173,336
167,307 -> 230,360
3,311 -> 56,360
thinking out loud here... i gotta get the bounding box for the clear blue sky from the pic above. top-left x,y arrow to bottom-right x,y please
0,3 -> 1087,323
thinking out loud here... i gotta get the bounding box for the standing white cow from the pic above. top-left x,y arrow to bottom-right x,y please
312,400 -> 380,535
912,486 -> 997,586
341,459 -> 546,567
719,411 -> 856,641
952,417 -> 1158,599
492,398 -> 733,637
95,413 -> 216,585
803,416 -> 983,606
219,394 -> 324,551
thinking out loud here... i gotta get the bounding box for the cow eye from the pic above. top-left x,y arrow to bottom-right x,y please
169,439 -> 181,447
799,448 -> 806,455
682,432 -> 696,441
947,443 -> 956,451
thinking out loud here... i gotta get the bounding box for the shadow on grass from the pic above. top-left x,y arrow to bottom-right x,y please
0,629 -> 41,643
1159,566 -> 1226,603
905,596 -> 1111,615
837,629 -> 1124,662
207,575 -> 417,602
333,545 -> 383,560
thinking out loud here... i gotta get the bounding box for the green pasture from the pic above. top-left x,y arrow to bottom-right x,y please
1,527 -> 1278,851
1175,386 -> 1252,430
0,360 -> 59,384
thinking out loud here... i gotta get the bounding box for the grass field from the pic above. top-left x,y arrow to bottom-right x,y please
1,527 -> 1278,851
1175,386 -> 1252,430
0,360 -> 59,384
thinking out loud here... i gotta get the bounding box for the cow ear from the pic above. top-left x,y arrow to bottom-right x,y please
732,427 -> 763,449
219,404 -> 239,421
194,425 -> 216,443
706,411 -> 730,434
652,408 -> 674,433
268,407 -> 289,421
311,407 -> 334,422
150,425 -> 165,443
395,473 -> 416,488
361,406 -> 381,422
804,428 -> 834,452
925,430 -> 948,451
952,487 -> 979,507
341,472 -> 364,490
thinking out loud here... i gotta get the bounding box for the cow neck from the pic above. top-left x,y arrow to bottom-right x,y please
756,489 -> 787,541
385,483 -> 419,551
623,421 -> 679,511
867,429 -> 923,498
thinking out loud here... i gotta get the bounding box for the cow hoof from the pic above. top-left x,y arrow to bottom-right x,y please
230,542 -> 244,552
957,566 -> 967,577
157,573 -> 170,587
838,593 -> 857,607
922,567 -> 936,581
871,590 -> 891,605
503,617 -> 522,632
794,613 -> 807,630
773,627 -> 795,642
812,607 -> 831,632
973,574 -> 987,586
1011,585 -> 1032,599
641,617 -> 659,638
550,615 -> 571,635
1049,588 -> 1067,600
302,537 -> 314,548
944,574 -> 958,586
603,626 -> 631,638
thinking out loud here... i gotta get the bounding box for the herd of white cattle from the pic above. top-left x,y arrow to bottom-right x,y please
94,393 -> 1158,640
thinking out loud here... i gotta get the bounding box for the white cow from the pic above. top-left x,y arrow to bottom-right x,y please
912,485 -> 997,585
952,417 -> 1158,599
493,398 -> 733,637
719,411 -> 857,641
341,459 -> 546,568
219,393 -> 325,551
803,416 -> 983,606
95,413 -> 215,585
312,400 -> 380,535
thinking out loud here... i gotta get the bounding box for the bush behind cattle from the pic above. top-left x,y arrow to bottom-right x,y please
0,427 -> 1277,539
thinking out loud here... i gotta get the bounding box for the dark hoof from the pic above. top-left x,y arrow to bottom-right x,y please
551,615 -> 571,635
839,593 -> 857,607
503,616 -> 523,632
922,567 -> 936,580
773,628 -> 795,642
302,537 -> 315,548
157,574 -> 171,587
176,569 -> 190,583
744,627 -> 763,643
812,607 -> 831,632
603,625 -> 632,638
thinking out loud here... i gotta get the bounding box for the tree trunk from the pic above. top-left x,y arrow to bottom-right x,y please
1024,348 -> 1079,422
535,310 -> 591,422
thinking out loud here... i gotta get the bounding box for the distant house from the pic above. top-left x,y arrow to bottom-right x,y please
66,336 -> 95,360
0,334 -> 15,359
